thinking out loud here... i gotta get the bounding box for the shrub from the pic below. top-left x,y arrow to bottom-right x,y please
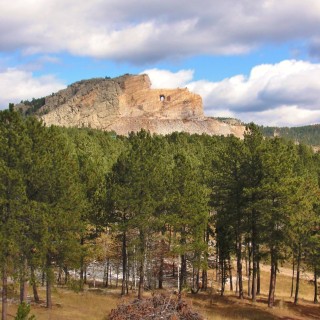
14,302 -> 36,320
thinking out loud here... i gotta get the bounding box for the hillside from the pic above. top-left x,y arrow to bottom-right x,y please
14,74 -> 245,137
14,74 -> 320,146
260,125 -> 320,146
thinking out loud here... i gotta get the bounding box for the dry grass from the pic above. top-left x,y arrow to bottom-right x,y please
185,268 -> 320,320
3,286 -> 120,320
184,290 -> 320,320
1,268 -> 320,320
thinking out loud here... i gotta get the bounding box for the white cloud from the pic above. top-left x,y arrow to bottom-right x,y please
1,0 -> 320,63
188,60 -> 320,114
1,60 -> 320,127
243,106 -> 320,127
143,60 -> 320,127
142,69 -> 194,88
0,68 -> 65,109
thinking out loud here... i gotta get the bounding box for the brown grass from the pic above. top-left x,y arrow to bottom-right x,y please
1,269 -> 320,320
3,286 -> 120,320
185,268 -> 320,320
184,290 -> 320,320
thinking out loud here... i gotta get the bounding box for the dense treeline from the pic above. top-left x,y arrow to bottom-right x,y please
18,98 -> 46,116
0,108 -> 319,319
260,124 -> 320,146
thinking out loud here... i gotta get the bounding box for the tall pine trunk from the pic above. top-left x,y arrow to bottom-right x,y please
121,231 -> 127,296
201,269 -> 208,291
268,253 -> 277,307
294,245 -> 301,305
46,255 -> 52,309
251,213 -> 257,302
109,263 -> 112,287
179,254 -> 187,293
2,265 -> 7,320
104,258 -> 110,288
80,237 -> 85,288
314,266 -> 318,304
229,258 -> 233,291
236,234 -> 243,299
138,231 -> 146,299
257,254 -> 261,295
247,243 -> 252,297
290,258 -> 295,298
158,255 -> 164,289
20,278 -> 28,303
20,259 -> 28,303
158,232 -> 165,289
179,230 -> 187,293
30,266 -> 40,303
201,227 -> 209,291
191,256 -> 200,294
220,259 -> 226,296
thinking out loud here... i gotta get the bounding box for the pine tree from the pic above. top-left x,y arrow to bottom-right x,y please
106,131 -> 171,298
0,109 -> 31,320
169,151 -> 209,293
23,124 -> 83,308
242,123 -> 264,301
212,135 -> 245,298
287,144 -> 320,305
258,138 -> 296,307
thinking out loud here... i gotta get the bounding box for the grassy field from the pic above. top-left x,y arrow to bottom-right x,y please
2,268 -> 320,319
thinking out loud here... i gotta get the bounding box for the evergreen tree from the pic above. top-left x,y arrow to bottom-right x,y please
287,144 -> 320,305
212,136 -> 245,298
242,123 -> 264,301
106,131 -> 171,298
22,123 -> 84,308
0,109 -> 31,320
258,138 -> 296,307
169,152 -> 209,293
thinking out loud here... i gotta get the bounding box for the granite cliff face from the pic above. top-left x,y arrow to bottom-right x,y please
18,74 -> 244,137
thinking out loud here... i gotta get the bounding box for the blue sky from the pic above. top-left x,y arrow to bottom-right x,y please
1,0 -> 320,126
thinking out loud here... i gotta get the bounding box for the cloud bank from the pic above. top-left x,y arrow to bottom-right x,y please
0,68 -> 65,108
1,0 -> 320,63
1,61 -> 319,128
144,60 -> 320,127
142,69 -> 194,88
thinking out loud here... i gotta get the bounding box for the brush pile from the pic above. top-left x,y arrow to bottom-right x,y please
109,293 -> 204,320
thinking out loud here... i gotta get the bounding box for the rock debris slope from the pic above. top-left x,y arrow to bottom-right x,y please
21,74 -> 245,137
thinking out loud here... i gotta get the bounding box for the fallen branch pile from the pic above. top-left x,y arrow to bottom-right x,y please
109,293 -> 205,320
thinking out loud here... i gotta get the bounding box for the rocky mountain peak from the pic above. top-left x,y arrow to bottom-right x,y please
16,74 -> 245,137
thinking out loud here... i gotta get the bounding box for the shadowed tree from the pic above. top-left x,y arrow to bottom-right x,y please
212,136 -> 245,298
169,152 -> 209,293
257,138 -> 296,307
242,123 -> 264,301
105,130 -> 171,298
287,144 -> 320,305
0,108 -> 33,320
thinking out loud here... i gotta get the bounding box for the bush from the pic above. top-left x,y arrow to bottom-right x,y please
67,278 -> 84,293
15,302 -> 36,320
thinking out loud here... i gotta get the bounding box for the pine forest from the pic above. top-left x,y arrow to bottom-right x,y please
0,108 -> 319,319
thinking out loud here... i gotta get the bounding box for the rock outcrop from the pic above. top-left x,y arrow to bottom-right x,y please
17,74 -> 245,137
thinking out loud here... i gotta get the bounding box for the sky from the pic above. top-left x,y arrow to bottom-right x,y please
1,0 -> 320,127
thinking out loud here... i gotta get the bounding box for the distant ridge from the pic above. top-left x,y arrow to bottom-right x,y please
260,124 -> 320,146
15,74 -> 245,138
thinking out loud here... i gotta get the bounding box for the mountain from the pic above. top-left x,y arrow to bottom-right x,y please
260,125 -> 320,147
15,74 -> 245,137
